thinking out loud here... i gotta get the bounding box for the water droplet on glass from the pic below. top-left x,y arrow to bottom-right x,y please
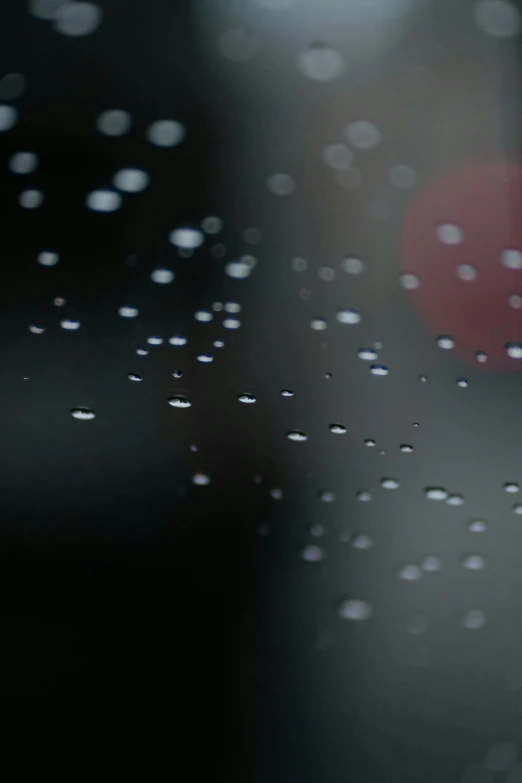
337,598 -> 373,621
352,534 -> 373,550
358,348 -> 378,361
9,151 -> 38,174
86,189 -> 121,212
504,482 -> 520,493
213,340 -> 224,348
509,294 -> 522,309
381,478 -> 400,490
456,378 -> 469,388
112,168 -> 149,193
308,523 -> 324,537
196,353 -> 213,363
168,396 -> 191,408
201,216 -> 222,234
96,109 -> 131,136
60,319 -> 80,331
446,494 -> 464,506
0,104 -> 17,132
501,248 -> 522,269
475,350 -> 488,363
462,554 -> 486,570
513,504 -> 522,515
53,297 -> 66,307
52,2 -> 103,37
310,318 -> 327,331
146,336 -> 163,346
169,335 -> 187,346
147,120 -> 185,147
300,545 -> 326,562
321,143 -> 353,170
192,472 -> 210,486
398,563 -> 422,581
128,373 -> 142,382
150,268 -> 174,284
370,365 -> 388,376
37,251 -> 59,267
318,490 -> 335,503
400,273 -> 420,290
456,264 -> 477,282
422,555 -> 442,572
291,257 -> 307,272
364,439 -> 376,447
318,266 -> 335,282
357,490 -> 372,502
341,256 -> 365,275
297,43 -> 345,82
329,423 -> 346,434
270,488 -> 283,500
336,308 -> 361,325
238,393 -> 256,404
19,189 -> 43,209
169,227 -> 204,249
474,0 -> 521,39
223,317 -> 241,329
267,172 -> 295,196
400,444 -> 414,453
172,370 -> 183,379
436,223 -> 463,245
389,164 -> 417,188
462,609 -> 486,630
281,389 -> 294,397
505,342 -> 522,359
287,431 -> 308,442
29,325 -> 45,334
136,348 -> 148,356
194,310 -> 213,323
346,121 -> 381,149
425,487 -> 448,500
468,519 -> 488,532
71,407 -> 95,420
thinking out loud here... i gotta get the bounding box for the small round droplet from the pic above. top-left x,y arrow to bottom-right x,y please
456,264 -> 477,281
270,488 -> 283,500
147,336 -> 163,346
422,555 -> 442,572
462,609 -> 486,630
381,478 -> 400,490
96,109 -> 131,136
223,318 -> 241,330
287,430 -> 308,442
194,310 -> 213,323
136,349 -> 148,356
505,342 -> 522,359
318,490 -> 335,503
53,297 -> 66,307
196,353 -> 213,363
310,318 -> 327,331
168,396 -> 191,408
419,374 -> 427,382
329,423 -> 346,434
172,370 -> 183,378
364,439 -> 376,447
147,120 -> 185,147
308,523 -> 324,537
201,216 -> 222,234
19,189 -> 43,209
169,227 -> 204,249
29,325 -> 45,334
192,472 -> 210,486
341,256 -> 365,275
351,534 -> 373,550
357,490 -> 372,502
118,306 -> 138,319
71,407 -> 95,420
475,351 -> 488,363
462,554 -> 486,571
297,43 -> 345,82
468,519 -> 488,532
300,545 -> 326,562
37,251 -> 59,267
238,393 -> 256,403
400,273 -> 420,290
0,103 -> 18,131
436,223 -> 463,245
291,257 -> 307,272
60,319 -> 80,331
513,504 -> 522,515
336,308 -> 361,325
267,172 -> 295,196
318,266 -> 335,282
358,348 -> 378,361
425,487 -> 448,500
346,120 -> 381,150
389,164 -> 416,189
509,294 -> 522,309
400,444 -> 414,453
370,365 -> 388,376
225,261 -> 254,279
446,494 -> 465,506
504,482 -> 520,493
437,335 -> 455,350
474,0 -> 521,39
150,268 -> 174,284
321,143 -> 353,170
398,563 -> 422,581
52,2 -> 103,36
128,373 -> 142,382
502,248 -> 522,269
86,189 -> 121,212
281,389 -> 294,397
112,168 -> 149,193
213,340 -> 225,348
169,335 -> 187,346
224,302 -> 241,313
9,151 -> 38,174
457,378 -> 468,388
337,598 -> 373,621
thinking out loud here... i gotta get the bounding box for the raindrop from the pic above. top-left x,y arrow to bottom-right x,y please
128,373 -> 142,382
456,264 -> 477,281
400,273 -> 420,290
291,257 -> 307,272
201,216 -> 222,234
169,335 -> 187,346
112,168 -> 149,193
150,268 -> 174,284
370,365 -> 388,376
321,143 -> 353,170
146,336 -> 163,346
446,494 -> 464,506
225,260 -> 254,279
337,598 -> 373,621
318,266 -> 335,281
297,43 -> 345,82
267,172 -> 295,196
389,164 -> 416,188
513,504 -> 522,515
29,325 -> 45,334
244,227 -> 261,244
381,478 -> 400,490
172,370 -> 183,378
462,609 -> 486,630
196,353 -> 213,363
475,351 -> 488,363
400,444 -> 414,453
437,335 -> 455,350
189,444 -> 198,452
506,342 -> 522,359
398,564 -> 422,581
419,374 -> 427,382
118,306 -> 138,318
168,396 -> 191,408
0,104 -> 17,132
238,393 -> 256,403
336,308 -> 361,325
358,348 -> 378,361
504,482 -> 520,493
509,294 -> 522,309
224,302 -> 241,313
53,297 -> 66,306
194,310 -> 213,323
223,318 -> 241,329
136,349 -> 148,356
341,256 -> 365,275
96,109 -> 131,136
468,519 -> 488,532
192,472 -> 210,486
287,431 -> 308,442
218,28 -> 260,61
71,407 -> 95,420
352,534 -> 373,550
308,523 -> 324,537
37,251 -> 59,267
329,424 -> 346,434
147,120 -> 185,147
213,340 -> 224,348
425,487 -> 448,500
502,248 -> 522,269
19,189 -> 43,209
474,0 -> 520,38
60,319 -> 80,330
364,439 -> 376,447
281,389 -> 294,397
270,488 -> 283,499
52,2 -> 103,36
357,490 -> 373,502
169,227 -> 204,249
345,121 -> 381,150
462,554 -> 486,570
318,490 -> 335,502
310,318 -> 327,331
422,555 -> 442,572
86,189 -> 121,212
456,378 -> 469,388
9,151 -> 38,174
436,223 -> 463,245
300,545 -> 326,562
